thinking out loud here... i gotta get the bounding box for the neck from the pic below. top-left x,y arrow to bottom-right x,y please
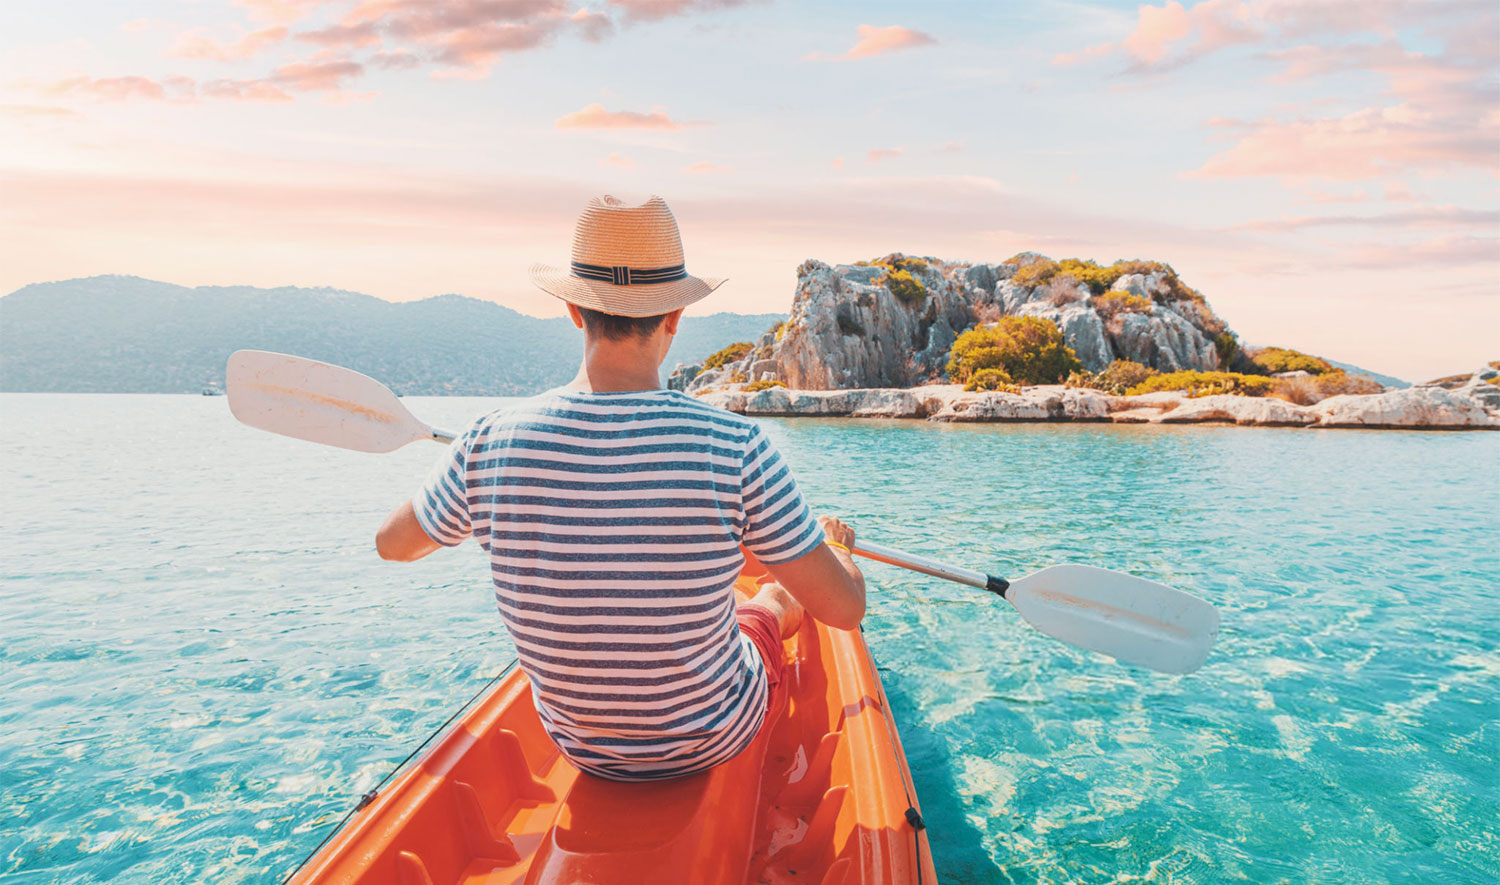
567,336 -> 665,393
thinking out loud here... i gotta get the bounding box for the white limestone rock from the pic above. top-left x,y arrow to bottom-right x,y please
1312,386 -> 1500,429
1155,395 -> 1315,426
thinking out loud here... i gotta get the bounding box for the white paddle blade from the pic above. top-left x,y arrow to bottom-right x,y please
226,350 -> 434,453
1006,564 -> 1219,674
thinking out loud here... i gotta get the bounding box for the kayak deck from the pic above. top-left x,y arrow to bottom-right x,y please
289,569 -> 936,884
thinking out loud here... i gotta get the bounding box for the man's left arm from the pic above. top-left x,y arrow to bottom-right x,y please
377,433 -> 472,561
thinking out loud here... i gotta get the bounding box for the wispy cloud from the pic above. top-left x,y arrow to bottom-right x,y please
48,75 -> 191,102
44,0 -> 756,103
805,24 -> 936,61
0,103 -> 80,118
1229,206 -> 1500,234
599,152 -> 635,168
555,103 -> 702,130
1192,105 -> 1500,180
683,161 -> 733,174
608,0 -> 760,24
45,55 -> 362,103
1346,234 -> 1500,268
866,147 -> 903,163
171,26 -> 289,61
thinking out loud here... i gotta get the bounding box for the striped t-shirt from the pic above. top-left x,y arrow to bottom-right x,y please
412,388 -> 824,781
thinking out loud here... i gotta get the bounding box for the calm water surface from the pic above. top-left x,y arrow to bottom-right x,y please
2,394 -> 1496,883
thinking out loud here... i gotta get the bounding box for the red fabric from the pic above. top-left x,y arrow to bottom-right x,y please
735,602 -> 784,708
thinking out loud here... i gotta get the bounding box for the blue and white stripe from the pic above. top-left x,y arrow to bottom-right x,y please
412,388 -> 823,780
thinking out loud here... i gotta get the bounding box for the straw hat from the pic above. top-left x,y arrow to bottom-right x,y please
529,195 -> 725,317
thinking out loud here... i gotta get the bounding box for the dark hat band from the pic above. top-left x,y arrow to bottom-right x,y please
570,261 -> 688,286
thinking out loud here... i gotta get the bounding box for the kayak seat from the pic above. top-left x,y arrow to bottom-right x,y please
523,678 -> 790,884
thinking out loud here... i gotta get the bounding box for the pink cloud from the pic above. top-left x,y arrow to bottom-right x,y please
270,58 -> 365,91
46,73 -> 296,103
49,75 -> 179,102
1192,105 -> 1500,180
0,104 -> 79,118
171,26 -> 289,61
1058,0 -> 1490,72
831,156 -> 845,169
807,24 -> 936,61
201,78 -> 295,101
571,8 -> 613,41
1230,206 -> 1499,234
608,0 -> 757,24
335,0 -> 567,72
555,103 -> 700,130
683,161 -> 733,174
297,21 -> 384,48
235,0 -> 336,25
369,49 -> 421,70
1346,234 -> 1500,268
599,152 -> 635,169
866,147 -> 903,163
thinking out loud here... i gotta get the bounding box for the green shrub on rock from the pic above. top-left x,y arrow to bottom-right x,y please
1069,360 -> 1158,394
703,342 -> 752,371
1251,347 -> 1332,375
1011,259 -> 1060,288
964,368 -> 1019,392
946,316 -> 1083,385
877,268 -> 926,305
744,379 -> 786,392
1126,370 -> 1275,398
1094,290 -> 1153,318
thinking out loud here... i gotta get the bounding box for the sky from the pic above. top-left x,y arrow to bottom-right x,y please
1,0 -> 1496,381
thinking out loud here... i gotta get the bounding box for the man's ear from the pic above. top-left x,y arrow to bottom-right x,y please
663,308 -> 685,336
565,302 -> 585,330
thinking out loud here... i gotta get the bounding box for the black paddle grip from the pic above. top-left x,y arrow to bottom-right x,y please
985,574 -> 1010,598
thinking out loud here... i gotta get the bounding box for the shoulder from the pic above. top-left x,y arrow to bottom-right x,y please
663,391 -> 760,439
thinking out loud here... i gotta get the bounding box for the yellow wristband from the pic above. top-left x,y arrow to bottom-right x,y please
825,540 -> 851,556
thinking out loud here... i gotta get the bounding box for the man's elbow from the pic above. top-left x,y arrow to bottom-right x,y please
376,529 -> 415,562
825,582 -> 867,631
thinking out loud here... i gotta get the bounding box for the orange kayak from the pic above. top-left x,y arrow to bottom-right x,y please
288,560 -> 938,884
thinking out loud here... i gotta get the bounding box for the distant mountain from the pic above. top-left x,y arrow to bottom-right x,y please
1322,358 -> 1409,389
0,276 -> 781,395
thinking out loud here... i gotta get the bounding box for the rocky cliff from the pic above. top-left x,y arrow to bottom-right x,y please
674,253 -> 1237,391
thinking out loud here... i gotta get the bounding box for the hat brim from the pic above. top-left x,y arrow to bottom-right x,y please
529,263 -> 726,317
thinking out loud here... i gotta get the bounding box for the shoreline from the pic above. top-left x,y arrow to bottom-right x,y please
693,384 -> 1500,431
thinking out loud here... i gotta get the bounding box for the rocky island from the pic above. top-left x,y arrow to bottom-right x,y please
671,254 -> 1499,430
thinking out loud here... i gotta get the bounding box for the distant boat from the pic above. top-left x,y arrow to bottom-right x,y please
202,385 -> 223,396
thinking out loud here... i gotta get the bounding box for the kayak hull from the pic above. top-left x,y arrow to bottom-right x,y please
289,567 -> 936,884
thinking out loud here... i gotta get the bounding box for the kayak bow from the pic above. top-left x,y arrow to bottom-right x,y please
288,563 -> 937,885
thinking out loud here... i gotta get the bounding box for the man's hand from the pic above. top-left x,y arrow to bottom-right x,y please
819,515 -> 855,551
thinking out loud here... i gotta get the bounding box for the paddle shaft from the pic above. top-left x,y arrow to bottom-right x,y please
852,540 -> 1010,598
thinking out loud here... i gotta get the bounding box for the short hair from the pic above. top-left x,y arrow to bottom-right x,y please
576,306 -> 669,340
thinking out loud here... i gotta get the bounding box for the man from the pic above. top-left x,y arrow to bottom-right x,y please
374,195 -> 866,781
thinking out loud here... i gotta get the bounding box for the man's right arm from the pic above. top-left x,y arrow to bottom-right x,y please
762,516 -> 866,630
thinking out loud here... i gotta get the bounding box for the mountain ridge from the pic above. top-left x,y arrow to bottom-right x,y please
0,275 -> 781,395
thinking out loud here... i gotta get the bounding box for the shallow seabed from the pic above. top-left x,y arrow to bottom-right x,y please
2,394 -> 1496,883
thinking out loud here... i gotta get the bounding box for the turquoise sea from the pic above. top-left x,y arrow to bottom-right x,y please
2,393 -> 1497,883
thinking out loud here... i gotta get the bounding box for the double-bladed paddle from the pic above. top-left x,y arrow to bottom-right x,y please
226,349 -> 1220,674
